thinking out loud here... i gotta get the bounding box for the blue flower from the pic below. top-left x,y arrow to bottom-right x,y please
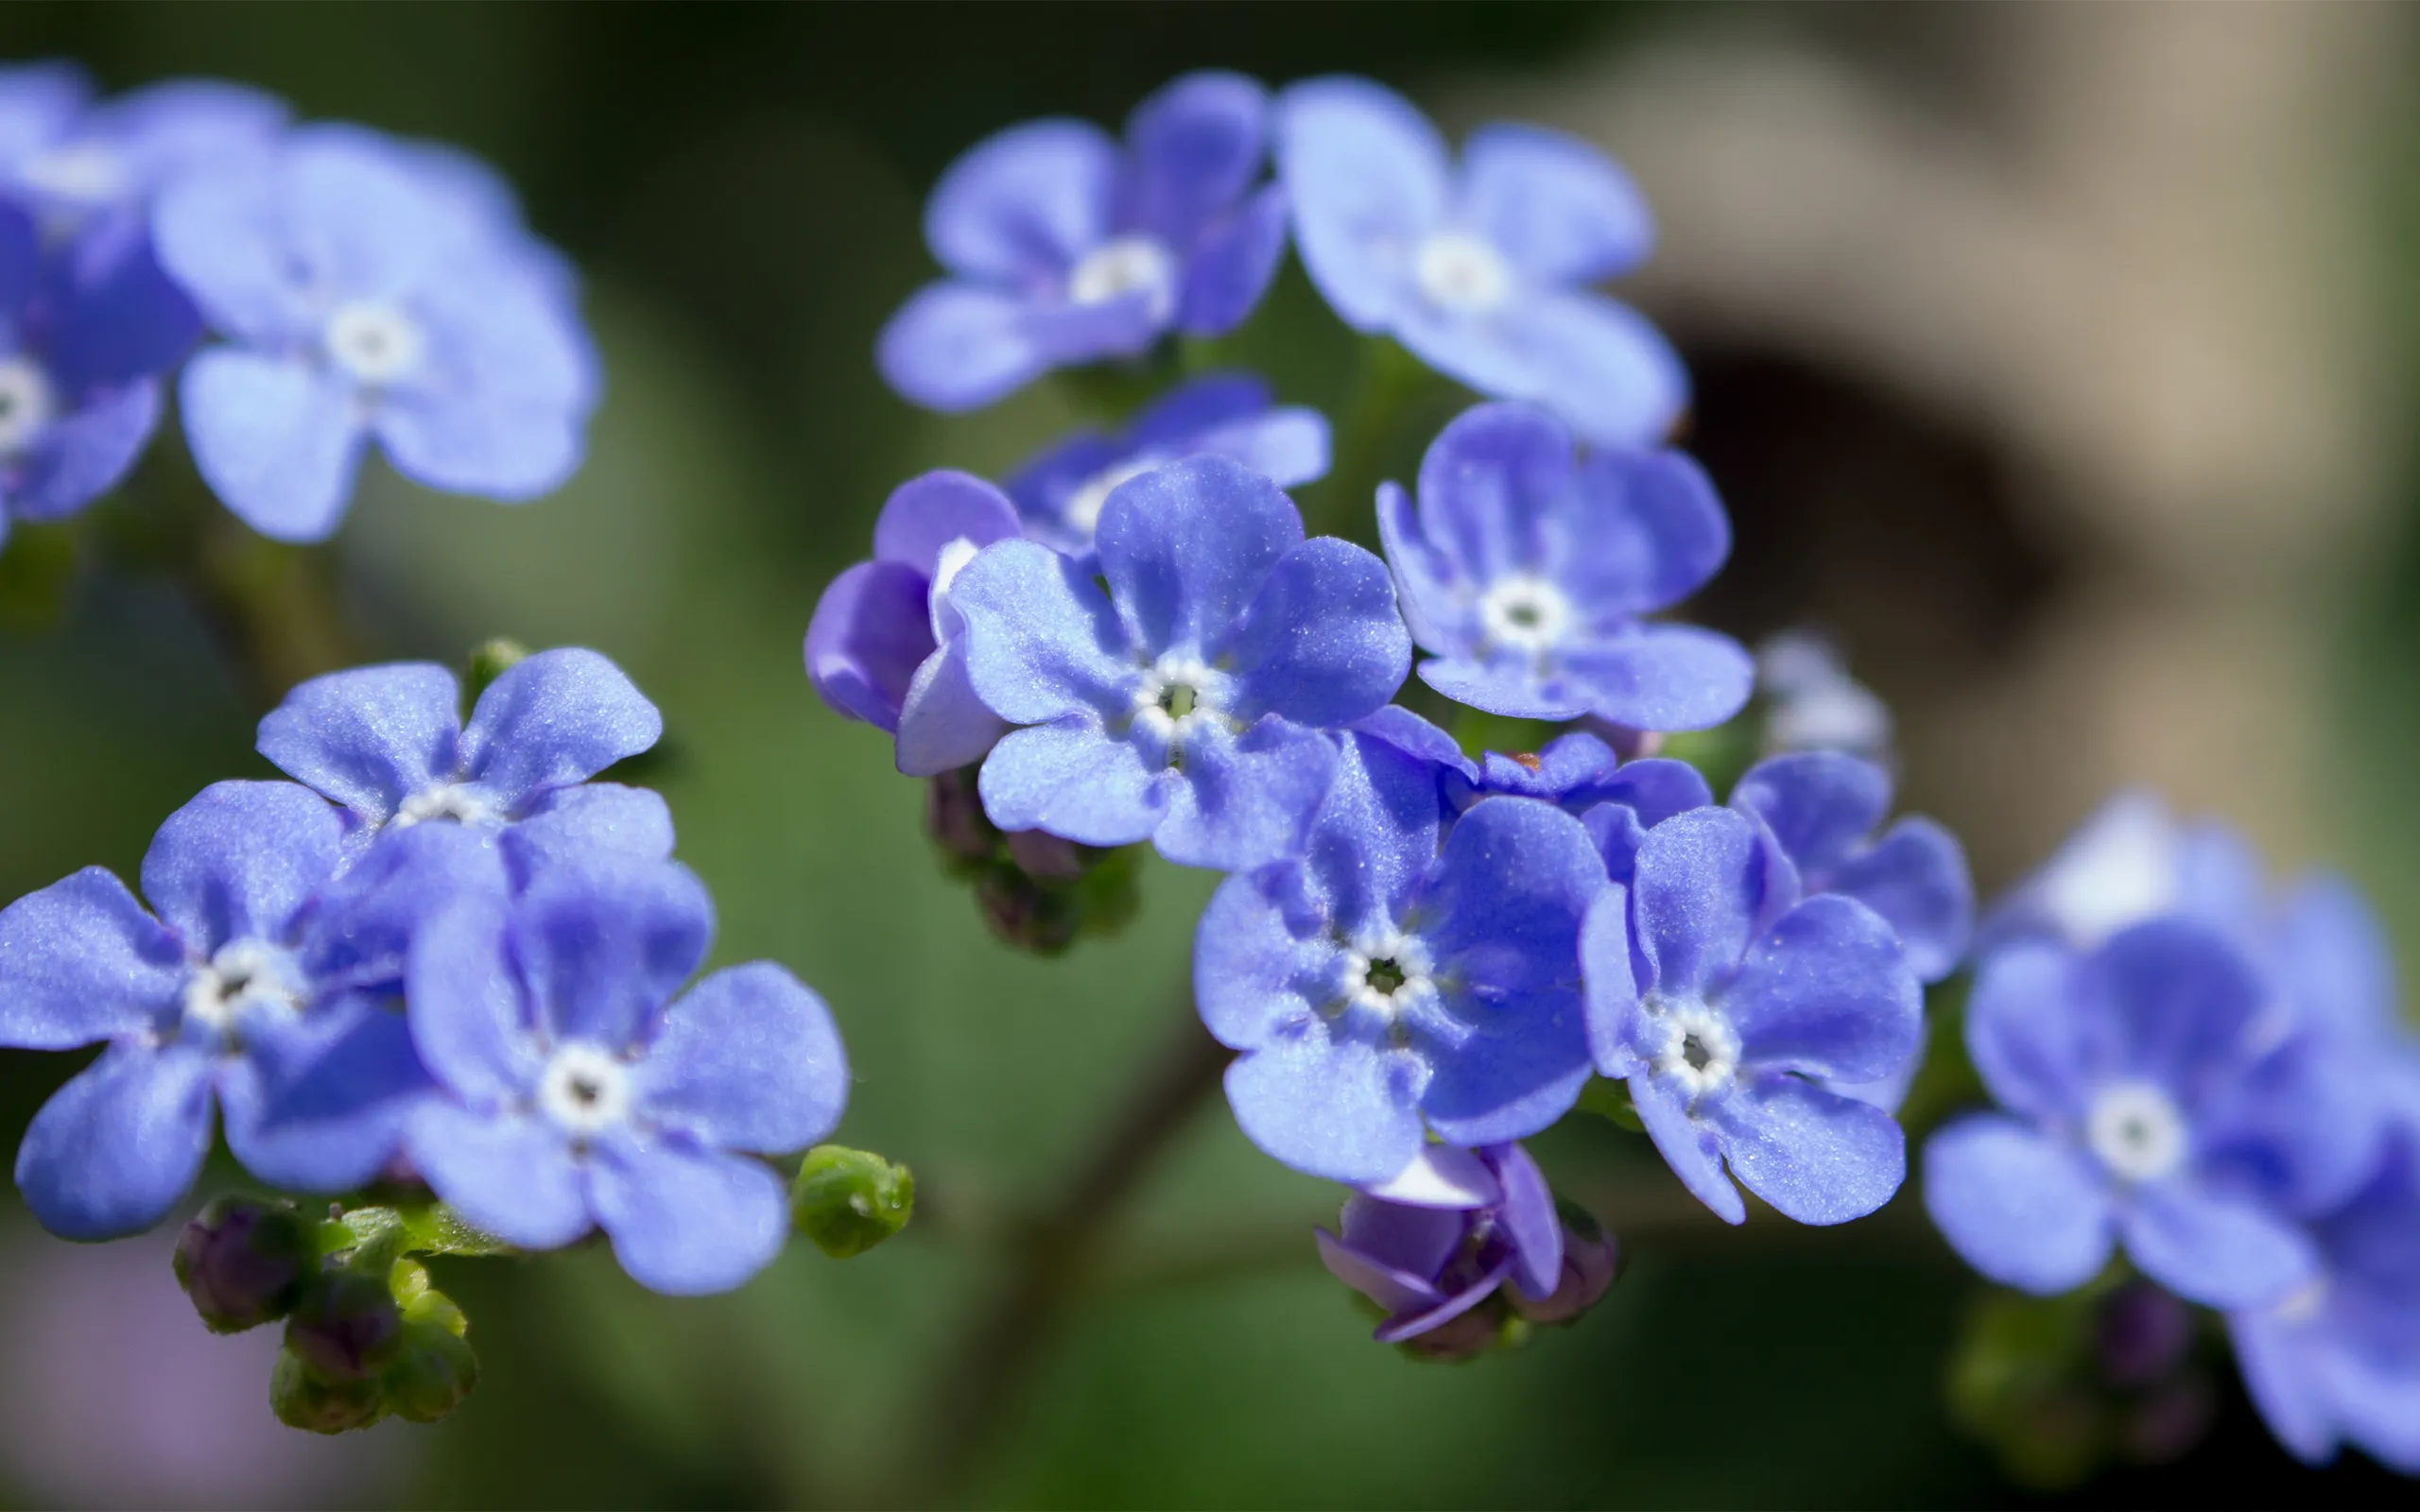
951,455 -> 1409,870
1005,373 -> 1329,558
1197,720 -> 1605,1181
1755,630 -> 1893,761
1316,1143 -> 1614,1354
1729,751 -> 1972,985
1276,76 -> 1683,447
403,852 -> 850,1295
0,67 -> 285,234
256,647 -> 669,866
153,124 -> 597,541
1441,728 -> 1710,884
1582,806 -> 1922,1225
2229,1112 -> 2420,1473
0,198 -> 177,543
878,72 -> 1286,412
805,471 -> 1022,777
1922,919 -> 2371,1308
1380,402 -> 1751,730
0,782 -> 495,1238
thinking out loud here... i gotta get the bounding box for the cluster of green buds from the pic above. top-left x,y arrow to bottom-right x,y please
174,1196 -> 493,1435
923,766 -> 1140,954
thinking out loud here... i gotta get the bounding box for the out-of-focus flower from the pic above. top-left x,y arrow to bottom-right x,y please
1379,403 -> 1751,732
404,852 -> 849,1295
1005,373 -> 1328,558
806,471 -> 1021,777
951,455 -> 1408,870
1277,77 -> 1682,447
1754,630 -> 1893,762
1583,806 -> 1922,1225
1197,720 -> 1602,1182
154,125 -> 597,541
879,72 -> 1285,411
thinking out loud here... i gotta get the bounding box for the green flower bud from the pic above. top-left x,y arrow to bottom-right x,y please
283,1268 -> 403,1383
791,1144 -> 915,1259
466,637 -> 530,703
173,1195 -> 311,1334
270,1348 -> 385,1435
383,1317 -> 478,1424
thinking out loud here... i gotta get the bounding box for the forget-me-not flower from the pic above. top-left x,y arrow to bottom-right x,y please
256,647 -> 667,868
2229,1112 -> 2420,1473
951,455 -> 1409,870
403,852 -> 850,1295
1923,919 -> 2367,1308
1582,806 -> 1923,1225
0,782 -> 491,1238
1442,729 -> 1710,884
879,71 -> 1287,412
0,66 -> 285,234
1317,1143 -> 1613,1352
806,470 -> 1022,777
1277,76 -> 1684,447
153,124 -> 598,541
1197,720 -> 1606,1181
1380,402 -> 1751,731
1755,629 -> 1893,762
1005,373 -> 1329,558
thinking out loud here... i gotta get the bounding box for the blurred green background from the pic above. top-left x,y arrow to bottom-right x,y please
0,3 -> 2413,1506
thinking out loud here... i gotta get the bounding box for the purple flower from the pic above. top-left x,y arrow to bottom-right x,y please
1197,721 -> 1604,1181
1923,919 -> 2362,1308
0,782 -> 496,1238
403,853 -> 849,1295
1317,1143 -> 1614,1353
1442,728 -> 1709,884
1276,77 -> 1683,447
1379,403 -> 1752,731
153,124 -> 597,541
1729,752 -> 1972,985
2229,1112 -> 2420,1473
805,471 -> 1021,777
878,72 -> 1286,412
1005,373 -> 1329,558
1582,806 -> 1922,1225
951,455 -> 1409,870
256,647 -> 668,866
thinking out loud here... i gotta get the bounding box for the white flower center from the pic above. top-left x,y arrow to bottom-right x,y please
2273,1276 -> 2330,1325
182,940 -> 304,1037
393,782 -> 497,831
19,143 -> 125,205
1478,575 -> 1573,656
323,301 -> 425,385
537,1042 -> 634,1139
1650,1003 -> 1741,1102
1064,455 -> 1161,538
0,356 -> 58,457
2086,1081 -> 2189,1184
1131,654 -> 1230,747
1066,235 -> 1177,321
1415,232 -> 1513,315
1339,931 -> 1436,1019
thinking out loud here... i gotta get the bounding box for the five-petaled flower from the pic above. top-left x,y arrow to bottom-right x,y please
950,454 -> 1409,870
879,71 -> 1287,412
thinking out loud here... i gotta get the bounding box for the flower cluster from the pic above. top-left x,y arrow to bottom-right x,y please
0,646 -> 851,1298
1925,793 -> 2420,1473
0,61 -> 596,549
832,72 -> 1975,1358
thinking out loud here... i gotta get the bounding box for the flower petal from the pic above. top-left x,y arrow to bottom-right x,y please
893,640 -> 1011,778
0,868 -> 182,1049
1192,868 -> 1342,1051
1220,537 -> 1409,728
1410,401 -> 1573,589
805,558 -> 932,733
10,379 -> 161,523
1923,1114 -> 2115,1293
2090,918 -> 2268,1092
1725,895 -> 1921,1085
1456,123 -> 1652,285
954,539 -> 1134,725
2274,872 -> 2399,1043
1580,885 -> 1641,1077
406,901 -> 543,1107
179,350 -> 366,542
1425,797 -> 1606,997
977,718 -> 1165,848
1492,1143 -> 1565,1301
1316,1225 -> 1448,1315
1276,76 -> 1450,330
2122,1181 -> 2315,1310
1962,939 -> 2090,1121
1097,455 -> 1303,657
1493,289 -> 1688,449
506,782 -> 677,873
1707,1072 -> 1906,1225
1556,623 -> 1755,732
1825,817 -> 1975,984
925,118 -> 1116,284
509,854 -> 714,1048
1377,480 -> 1469,654
1119,71 -> 1268,244
406,1101 -> 592,1251
15,1040 -> 215,1239
1223,1022 -> 1426,1183
1554,448 -> 1732,620
1176,182 -> 1287,337
307,820 -> 509,992
588,1134 -> 788,1296
872,469 -> 1024,578
1155,717 -> 1336,871
1630,806 -> 1770,1000
222,993 -> 432,1192
1729,751 -> 1893,880
256,661 -> 461,827
460,646 -> 663,813
138,780 -> 345,954
1631,1073 -> 1745,1224
875,281 -> 1048,413
637,963 -> 849,1155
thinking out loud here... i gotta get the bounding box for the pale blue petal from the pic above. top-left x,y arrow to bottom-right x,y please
406,1101 -> 591,1251
977,718 -> 1164,847
1963,939 -> 2090,1122
1456,123 -> 1652,285
1219,537 -> 1409,727
876,281 -> 1047,412
1096,455 -> 1302,657
925,118 -> 1116,284
1557,623 -> 1754,731
953,540 -> 1133,725
1632,1074 -> 1744,1224
180,350 -> 365,541
15,1040 -> 214,1240
1276,77 -> 1449,330
1707,1073 -> 1905,1226
509,855 -> 713,1048
0,868 -> 182,1049
1725,895 -> 1921,1085
638,963 -> 849,1154
1826,818 -> 1974,984
1155,717 -> 1336,871
589,1134 -> 788,1296
2122,1181 -> 2315,1310
1923,1114 -> 2114,1293
138,780 -> 344,954
256,662 -> 461,827
1224,1023 -> 1426,1184
460,647 -> 663,812
1630,806 -> 1767,1000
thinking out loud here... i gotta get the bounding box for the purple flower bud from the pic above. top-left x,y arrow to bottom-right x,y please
282,1270 -> 401,1383
1004,827 -> 1086,885
2095,1280 -> 2196,1387
268,1349 -> 383,1435
975,869 -> 1080,954
925,766 -> 999,866
172,1196 -> 310,1334
1513,1205 -> 1620,1325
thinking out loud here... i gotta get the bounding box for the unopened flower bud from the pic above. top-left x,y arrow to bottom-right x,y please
1397,1303 -> 1512,1363
466,637 -> 530,703
383,1317 -> 479,1424
925,766 -> 999,866
284,1269 -> 403,1382
1514,1204 -> 1621,1325
975,868 -> 1080,954
2094,1280 -> 2194,1388
1004,827 -> 1086,884
173,1195 -> 311,1334
792,1144 -> 916,1259
270,1347 -> 384,1435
